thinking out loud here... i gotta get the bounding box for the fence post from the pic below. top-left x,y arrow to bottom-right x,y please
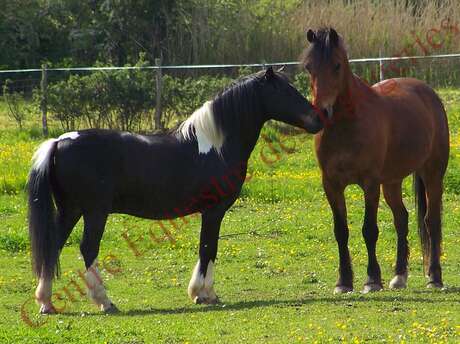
379,49 -> 385,81
40,64 -> 48,136
154,58 -> 163,130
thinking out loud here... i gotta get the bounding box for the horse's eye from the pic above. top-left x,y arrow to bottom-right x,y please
334,63 -> 341,72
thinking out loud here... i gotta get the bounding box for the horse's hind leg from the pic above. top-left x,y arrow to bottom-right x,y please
80,212 -> 117,312
188,209 -> 225,304
36,207 -> 81,314
382,182 -> 409,289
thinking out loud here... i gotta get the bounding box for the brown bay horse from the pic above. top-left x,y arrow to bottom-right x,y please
301,28 -> 449,293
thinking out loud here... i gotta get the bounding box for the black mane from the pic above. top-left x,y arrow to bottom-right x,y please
211,70 -> 290,138
211,72 -> 265,137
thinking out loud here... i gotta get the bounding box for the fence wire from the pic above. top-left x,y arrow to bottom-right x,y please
1,53 -> 460,132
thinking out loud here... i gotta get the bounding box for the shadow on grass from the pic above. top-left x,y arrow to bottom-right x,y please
58,289 -> 460,317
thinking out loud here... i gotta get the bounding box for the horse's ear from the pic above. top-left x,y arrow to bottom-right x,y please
329,28 -> 339,46
265,66 -> 275,80
306,29 -> 316,43
277,65 -> 285,73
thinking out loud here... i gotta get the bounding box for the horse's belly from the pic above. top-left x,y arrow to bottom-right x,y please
380,137 -> 432,183
320,152 -> 369,184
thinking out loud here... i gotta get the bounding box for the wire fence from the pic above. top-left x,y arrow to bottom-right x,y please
2,53 -> 460,93
1,53 -> 460,134
1,53 -> 460,73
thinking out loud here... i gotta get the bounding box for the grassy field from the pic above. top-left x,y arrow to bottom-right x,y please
0,90 -> 459,343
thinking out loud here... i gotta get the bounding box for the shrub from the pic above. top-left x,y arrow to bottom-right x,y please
2,79 -> 37,129
47,75 -> 89,130
47,57 -> 156,131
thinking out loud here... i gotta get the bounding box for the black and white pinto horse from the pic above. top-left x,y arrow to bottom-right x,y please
29,67 -> 323,314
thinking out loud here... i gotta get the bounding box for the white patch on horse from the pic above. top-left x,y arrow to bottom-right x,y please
58,131 -> 79,140
85,260 -> 113,311
188,260 -> 218,304
121,132 -> 150,144
35,277 -> 55,313
178,101 -> 224,154
31,131 -> 79,174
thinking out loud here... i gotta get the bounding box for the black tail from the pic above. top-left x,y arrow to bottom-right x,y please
413,173 -> 429,274
28,139 -> 60,279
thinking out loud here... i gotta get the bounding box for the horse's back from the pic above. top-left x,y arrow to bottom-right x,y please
374,77 -> 449,149
52,129 -> 192,212
372,78 -> 449,181
374,78 -> 448,129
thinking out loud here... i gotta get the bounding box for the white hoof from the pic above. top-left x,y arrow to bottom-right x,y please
389,274 -> 407,289
189,279 -> 219,305
188,260 -> 219,305
39,303 -> 56,314
193,293 -> 220,305
86,261 -> 115,312
334,285 -> 353,294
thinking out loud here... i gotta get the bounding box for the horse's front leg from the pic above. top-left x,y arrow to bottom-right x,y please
323,178 -> 353,293
361,181 -> 383,293
188,209 -> 225,304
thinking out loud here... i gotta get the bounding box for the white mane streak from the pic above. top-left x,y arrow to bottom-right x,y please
178,101 -> 224,155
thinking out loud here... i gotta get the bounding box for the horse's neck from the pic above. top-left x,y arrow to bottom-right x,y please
222,114 -> 265,162
218,111 -> 264,160
337,72 -> 375,114
352,74 -> 374,92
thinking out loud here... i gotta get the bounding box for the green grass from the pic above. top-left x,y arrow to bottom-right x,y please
0,91 -> 459,343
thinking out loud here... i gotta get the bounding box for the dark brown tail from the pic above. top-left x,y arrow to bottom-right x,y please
413,173 -> 429,274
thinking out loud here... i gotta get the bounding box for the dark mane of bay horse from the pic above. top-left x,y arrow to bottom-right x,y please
27,67 -> 323,314
302,27 -> 338,61
302,27 -> 449,294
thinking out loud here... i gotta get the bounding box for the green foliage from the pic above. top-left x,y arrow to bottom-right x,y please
1,0 -> 460,75
45,56 -> 240,130
2,80 -> 37,129
47,57 -> 155,131
293,72 -> 310,98
47,75 -> 88,130
0,231 -> 27,252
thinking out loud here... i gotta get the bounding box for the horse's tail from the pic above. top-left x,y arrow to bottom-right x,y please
413,173 -> 429,274
28,138 -> 60,279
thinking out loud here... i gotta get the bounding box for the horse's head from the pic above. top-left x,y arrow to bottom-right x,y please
301,28 -> 349,119
258,66 -> 323,134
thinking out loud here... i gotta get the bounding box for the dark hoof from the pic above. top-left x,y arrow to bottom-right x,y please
195,296 -> 220,305
362,283 -> 383,294
427,281 -> 443,289
103,303 -> 120,314
334,285 -> 353,294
